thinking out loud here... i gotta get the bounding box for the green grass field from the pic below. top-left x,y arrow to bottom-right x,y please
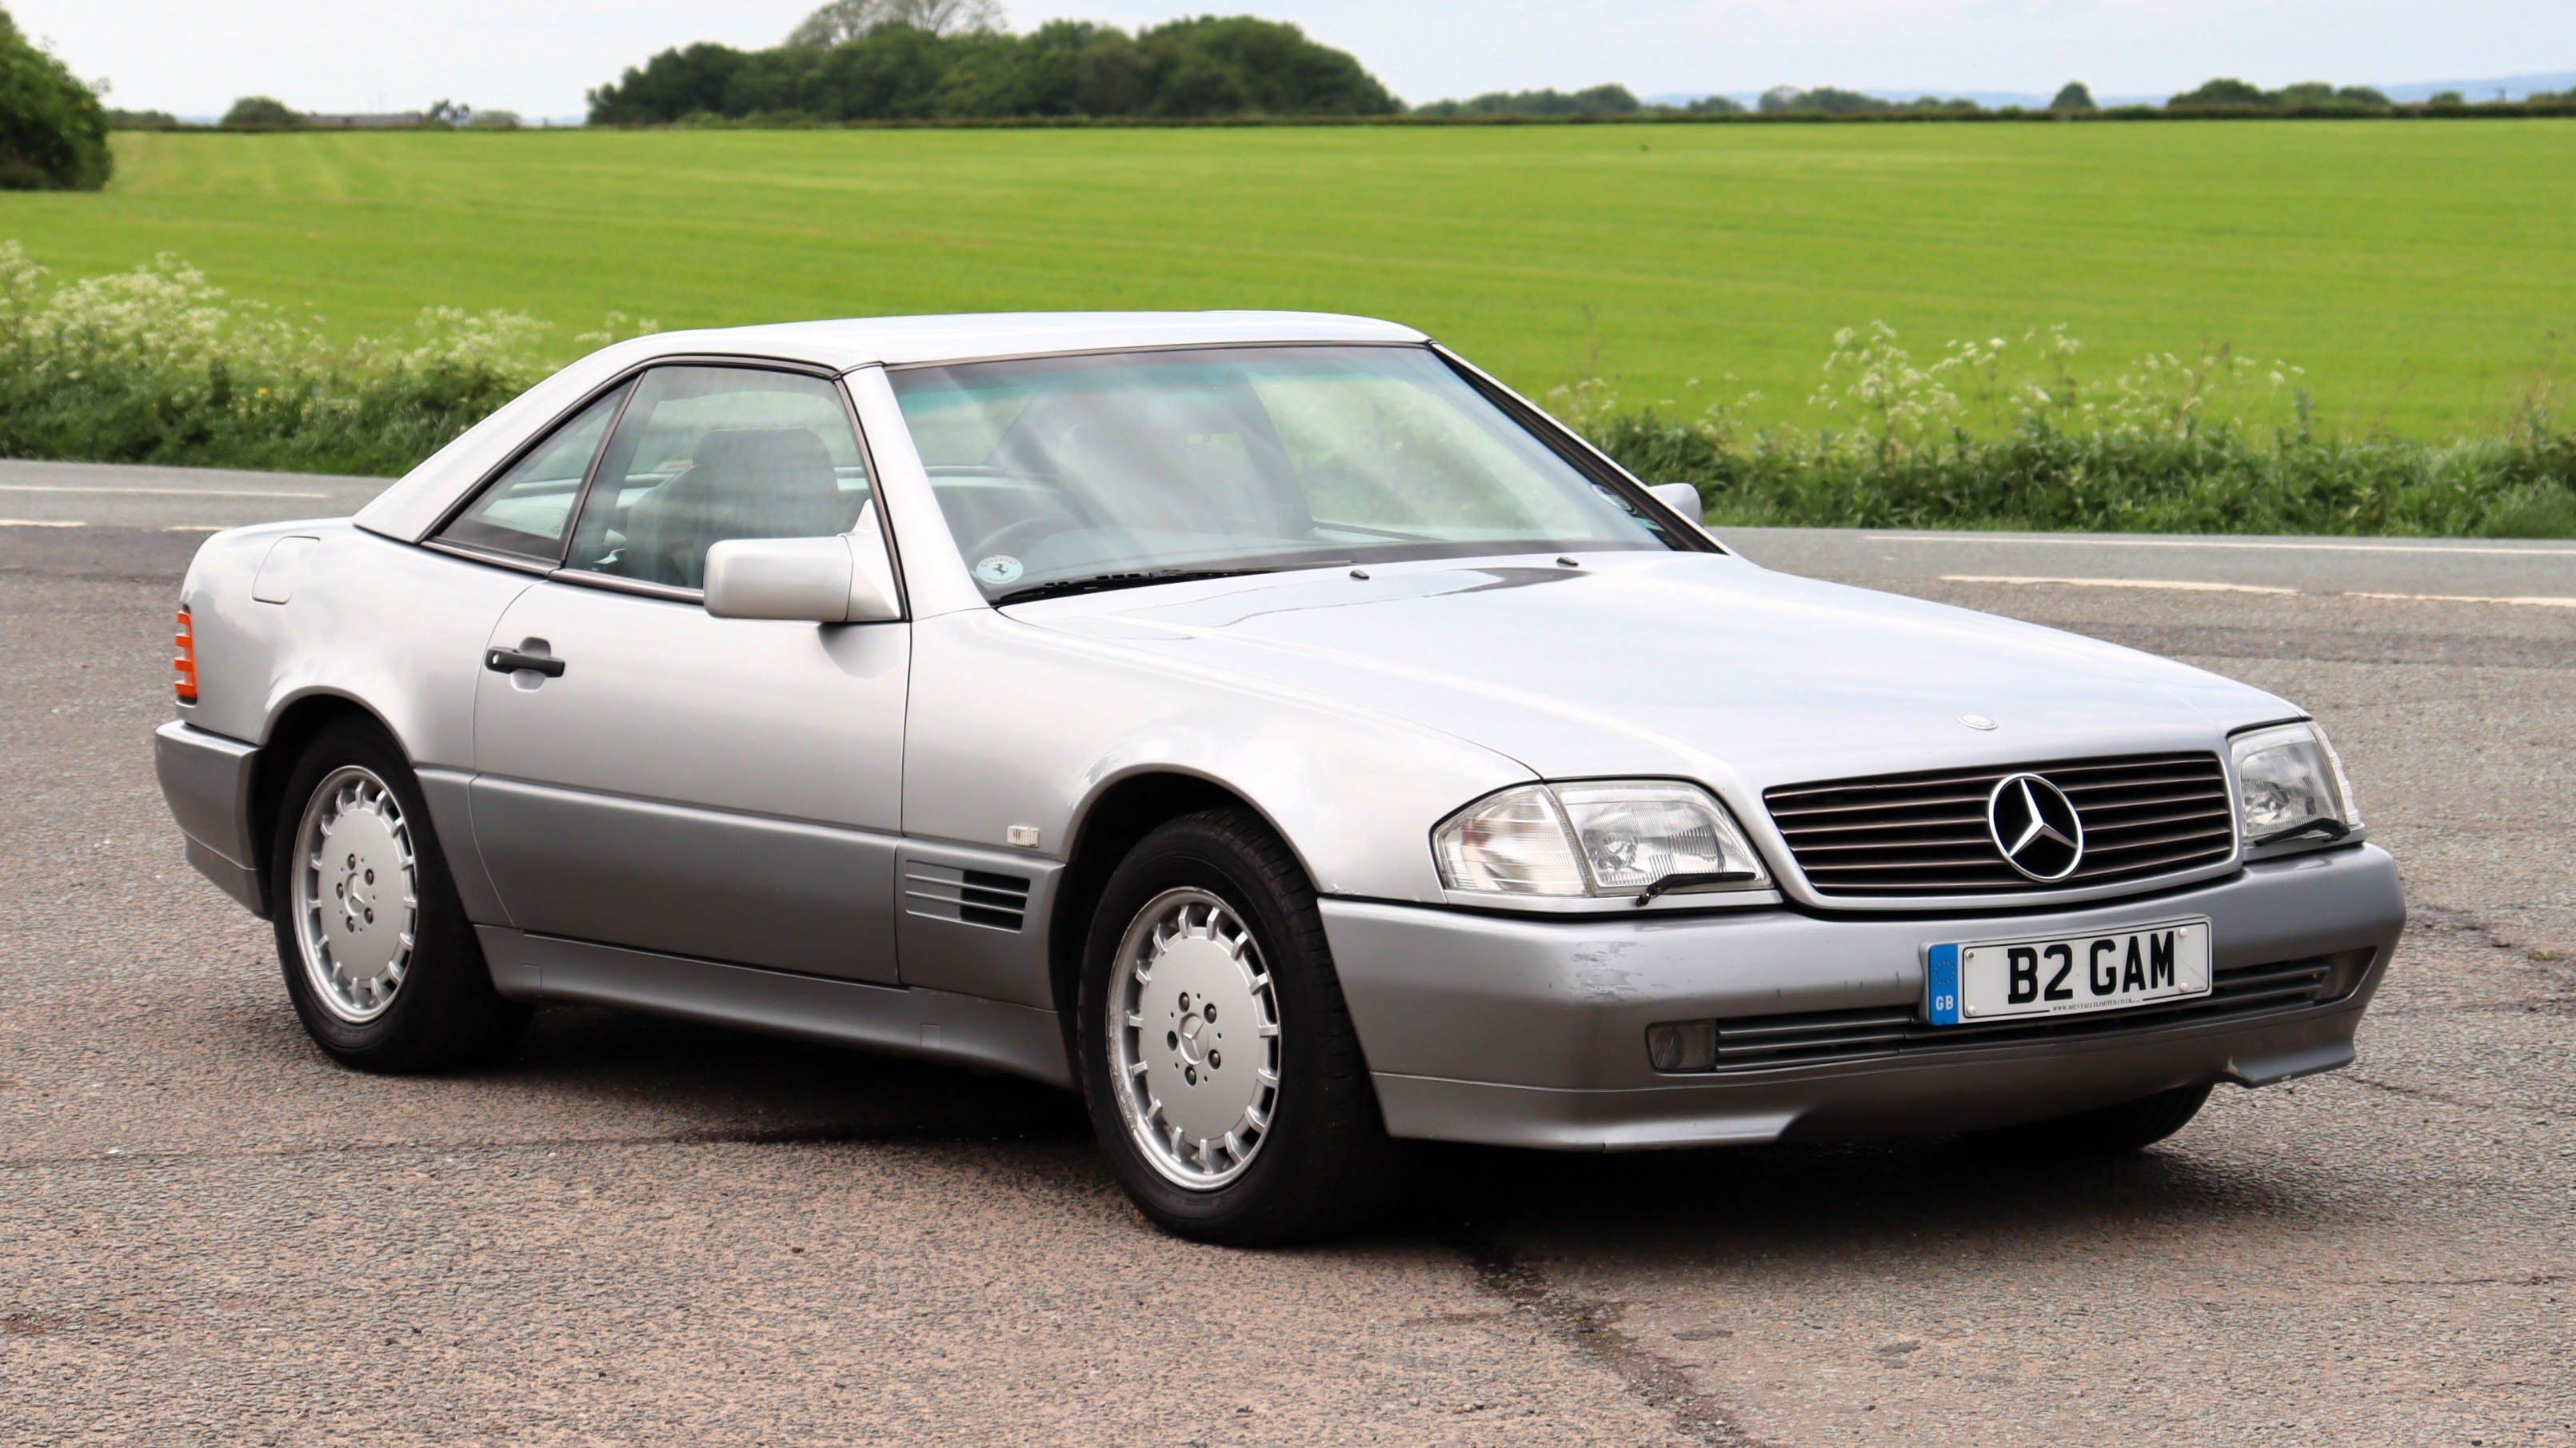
2,121 -> 2571,438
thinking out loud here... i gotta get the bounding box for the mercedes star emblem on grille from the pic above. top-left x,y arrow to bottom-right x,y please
1987,773 -> 2085,881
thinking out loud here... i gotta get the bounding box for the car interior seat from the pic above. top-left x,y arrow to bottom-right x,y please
622,428 -> 862,588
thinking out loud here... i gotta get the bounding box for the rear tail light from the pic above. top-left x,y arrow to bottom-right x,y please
173,609 -> 198,703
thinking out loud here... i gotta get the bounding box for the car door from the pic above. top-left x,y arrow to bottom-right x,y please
465,362 -> 909,983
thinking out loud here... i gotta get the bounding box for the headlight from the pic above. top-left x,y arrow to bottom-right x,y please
1434,780 -> 1770,900
2231,721 -> 2361,848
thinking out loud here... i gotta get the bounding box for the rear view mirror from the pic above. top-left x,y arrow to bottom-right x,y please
1647,482 -> 1705,524
703,530 -> 901,624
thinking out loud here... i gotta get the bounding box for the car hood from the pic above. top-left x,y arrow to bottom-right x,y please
1005,551 -> 2296,795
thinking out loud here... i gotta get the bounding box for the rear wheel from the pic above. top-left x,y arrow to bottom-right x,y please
1078,808 -> 1400,1245
269,718 -> 526,1071
1979,1083 -> 2213,1155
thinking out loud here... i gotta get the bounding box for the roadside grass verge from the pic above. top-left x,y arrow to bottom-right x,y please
0,243 -> 635,476
1600,417 -> 2576,538
1571,324 -> 2576,538
0,245 -> 2566,537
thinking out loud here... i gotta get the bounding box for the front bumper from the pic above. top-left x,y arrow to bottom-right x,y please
1322,844 -> 2405,1150
154,719 -> 266,916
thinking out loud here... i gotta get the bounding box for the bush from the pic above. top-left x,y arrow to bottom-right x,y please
587,14 -> 1398,123
1760,86 -> 1890,114
2169,78 -> 2392,112
1755,86 -> 1983,116
0,242 -> 655,475
2049,82 -> 2096,112
221,95 -> 302,127
0,9 -> 110,189
1560,324 -> 2576,538
1608,425 -> 2575,537
1415,85 -> 1639,118
2167,78 -> 2268,109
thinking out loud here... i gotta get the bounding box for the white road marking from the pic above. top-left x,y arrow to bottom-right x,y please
1877,533 -> 2576,557
164,525 -> 226,533
0,484 -> 329,499
2347,591 -> 2576,608
0,518 -> 86,528
1942,574 -> 2298,595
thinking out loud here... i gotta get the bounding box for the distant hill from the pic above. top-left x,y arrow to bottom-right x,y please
2369,71 -> 2576,102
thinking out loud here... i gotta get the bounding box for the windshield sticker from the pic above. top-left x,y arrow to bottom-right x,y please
974,555 -> 1025,586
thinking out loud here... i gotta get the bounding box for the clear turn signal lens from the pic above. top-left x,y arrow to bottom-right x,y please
1433,785 -> 1587,896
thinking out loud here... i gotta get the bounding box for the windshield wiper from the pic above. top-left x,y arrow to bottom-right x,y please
2250,816 -> 2350,848
1635,870 -> 1762,905
994,563 -> 1347,607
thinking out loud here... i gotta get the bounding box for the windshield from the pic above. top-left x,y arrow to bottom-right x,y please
888,345 -> 1683,602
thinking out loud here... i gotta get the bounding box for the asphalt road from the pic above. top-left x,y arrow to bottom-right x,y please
3,463 -> 2570,1446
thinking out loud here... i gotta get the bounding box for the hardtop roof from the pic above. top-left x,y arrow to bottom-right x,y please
702,310 -> 1427,369
352,311 -> 1431,543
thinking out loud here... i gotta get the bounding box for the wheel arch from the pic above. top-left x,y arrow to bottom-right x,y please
1046,769 -> 1307,1035
247,691 -> 411,913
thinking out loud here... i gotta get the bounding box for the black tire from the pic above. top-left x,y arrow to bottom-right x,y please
1977,1083 -> 2214,1156
267,716 -> 527,1071
1076,808 -> 1402,1245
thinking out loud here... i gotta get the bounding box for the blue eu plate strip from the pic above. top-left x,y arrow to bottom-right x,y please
1927,943 -> 1962,1025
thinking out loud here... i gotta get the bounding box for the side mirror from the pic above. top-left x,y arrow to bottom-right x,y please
703,529 -> 901,624
1647,482 -> 1705,524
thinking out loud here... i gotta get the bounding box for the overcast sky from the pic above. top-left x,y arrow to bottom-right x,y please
15,0 -> 2574,119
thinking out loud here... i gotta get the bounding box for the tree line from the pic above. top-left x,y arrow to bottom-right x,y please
586,10 -> 1396,125
1408,77 -> 2576,120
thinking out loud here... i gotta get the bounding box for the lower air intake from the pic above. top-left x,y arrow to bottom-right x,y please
1646,950 -> 2374,1074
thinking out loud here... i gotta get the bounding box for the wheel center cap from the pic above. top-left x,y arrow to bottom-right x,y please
1145,933 -> 1260,1142
318,807 -> 405,972
339,863 -> 373,929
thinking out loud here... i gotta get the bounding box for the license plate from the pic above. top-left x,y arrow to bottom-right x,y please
1925,919 -> 2212,1025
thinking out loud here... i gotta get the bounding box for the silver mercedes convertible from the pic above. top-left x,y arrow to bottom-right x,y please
155,313 -> 2404,1243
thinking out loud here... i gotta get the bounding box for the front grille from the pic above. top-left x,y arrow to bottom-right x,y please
1764,752 -> 2236,898
1651,951 -> 2370,1075
903,864 -> 1031,931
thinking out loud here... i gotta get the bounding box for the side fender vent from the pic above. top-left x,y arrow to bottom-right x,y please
905,863 -> 1031,932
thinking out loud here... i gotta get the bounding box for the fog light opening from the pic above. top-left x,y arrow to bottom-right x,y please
1647,1020 -> 1719,1073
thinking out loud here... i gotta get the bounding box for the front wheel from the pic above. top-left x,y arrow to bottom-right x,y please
1078,809 -> 1400,1245
269,717 -> 527,1071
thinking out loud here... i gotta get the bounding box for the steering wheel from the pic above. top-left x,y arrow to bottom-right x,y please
973,514 -> 1080,563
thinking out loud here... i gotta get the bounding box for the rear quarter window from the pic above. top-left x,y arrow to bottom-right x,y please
434,384 -> 630,560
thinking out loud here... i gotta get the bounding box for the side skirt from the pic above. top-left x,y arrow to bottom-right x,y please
474,926 -> 1074,1090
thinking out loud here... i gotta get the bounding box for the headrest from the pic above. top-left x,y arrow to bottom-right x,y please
692,428 -> 838,493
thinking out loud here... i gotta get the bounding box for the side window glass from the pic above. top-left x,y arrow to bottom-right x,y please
565,366 -> 872,590
434,385 -> 629,561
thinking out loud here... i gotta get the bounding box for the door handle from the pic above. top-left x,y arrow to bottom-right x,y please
485,648 -> 565,677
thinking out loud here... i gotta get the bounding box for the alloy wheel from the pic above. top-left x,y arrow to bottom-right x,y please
1107,888 -> 1283,1189
290,765 -> 419,1023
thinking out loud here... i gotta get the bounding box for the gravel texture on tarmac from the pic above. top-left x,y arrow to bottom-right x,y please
2,501 -> 2570,1445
